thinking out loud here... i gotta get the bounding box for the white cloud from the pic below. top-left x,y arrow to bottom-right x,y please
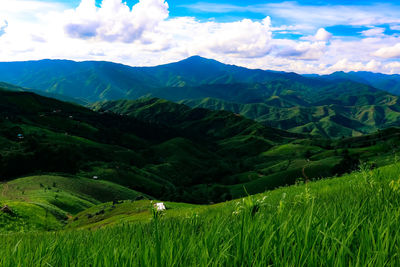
384,62 -> 400,74
302,28 -> 332,41
314,28 -> 332,41
0,0 -> 65,24
374,43 -> 400,58
327,59 -> 383,73
60,0 -> 273,58
0,0 -> 399,75
391,25 -> 400,31
276,41 -> 327,61
193,17 -> 273,58
64,0 -> 169,43
274,28 -> 331,61
361,27 -> 385,37
271,24 -> 312,32
184,2 -> 400,31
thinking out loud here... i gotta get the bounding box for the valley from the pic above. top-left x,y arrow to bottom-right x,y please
1,57 -> 400,266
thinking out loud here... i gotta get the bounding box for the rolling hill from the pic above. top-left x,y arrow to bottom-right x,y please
1,57 -> 400,138
2,161 -> 400,265
179,81 -> 400,138
0,87 -> 305,205
1,85 -> 399,207
2,83 -> 400,266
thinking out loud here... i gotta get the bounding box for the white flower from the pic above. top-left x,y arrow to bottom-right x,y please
154,202 -> 166,211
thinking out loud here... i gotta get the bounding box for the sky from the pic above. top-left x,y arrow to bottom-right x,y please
1,0 -> 400,74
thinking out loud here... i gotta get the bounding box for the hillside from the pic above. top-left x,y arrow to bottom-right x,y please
2,162 -> 400,265
1,57 -> 400,138
179,81 -> 400,138
0,88 -> 310,205
0,175 -> 143,232
1,86 -> 399,207
93,98 -> 400,182
0,81 -> 85,105
1,82 -> 400,266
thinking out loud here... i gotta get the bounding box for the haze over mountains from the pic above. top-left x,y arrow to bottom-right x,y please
1,56 -> 400,138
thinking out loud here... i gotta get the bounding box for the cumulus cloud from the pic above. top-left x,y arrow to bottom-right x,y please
301,28 -> 332,42
61,0 -> 274,57
276,28 -> 331,61
64,0 -> 169,43
0,0 -> 400,74
277,41 -> 327,60
384,62 -> 400,74
196,17 -> 272,58
314,28 -> 332,41
327,59 -> 383,73
374,43 -> 400,58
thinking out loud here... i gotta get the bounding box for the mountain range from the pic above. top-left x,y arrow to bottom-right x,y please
1,56 -> 400,139
0,56 -> 299,102
309,71 -> 400,96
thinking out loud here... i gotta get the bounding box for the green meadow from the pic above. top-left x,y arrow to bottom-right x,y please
1,163 -> 400,266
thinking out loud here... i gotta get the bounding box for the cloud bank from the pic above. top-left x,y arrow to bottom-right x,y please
0,0 -> 399,74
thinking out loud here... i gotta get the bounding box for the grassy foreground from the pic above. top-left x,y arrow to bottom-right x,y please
2,163 -> 400,266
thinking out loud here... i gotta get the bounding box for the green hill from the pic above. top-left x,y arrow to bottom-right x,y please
0,175 -> 143,232
92,97 -> 400,183
0,88 -> 305,205
1,86 -> 399,206
1,86 -> 400,227
2,162 -> 400,265
0,81 -> 86,105
180,81 -> 400,138
1,83 -> 400,265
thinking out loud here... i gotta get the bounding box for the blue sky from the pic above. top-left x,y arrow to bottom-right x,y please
0,0 -> 400,74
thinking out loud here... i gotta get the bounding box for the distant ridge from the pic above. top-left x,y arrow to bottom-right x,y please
1,56 -> 400,138
0,56 -> 305,102
309,71 -> 400,95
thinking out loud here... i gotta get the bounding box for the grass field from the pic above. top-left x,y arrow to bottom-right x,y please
1,163 -> 400,266
0,175 -> 144,232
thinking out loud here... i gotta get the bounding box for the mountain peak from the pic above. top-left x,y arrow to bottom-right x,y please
178,55 -> 222,65
184,55 -> 211,61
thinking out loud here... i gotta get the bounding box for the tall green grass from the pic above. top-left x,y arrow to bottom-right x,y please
2,164 -> 400,266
